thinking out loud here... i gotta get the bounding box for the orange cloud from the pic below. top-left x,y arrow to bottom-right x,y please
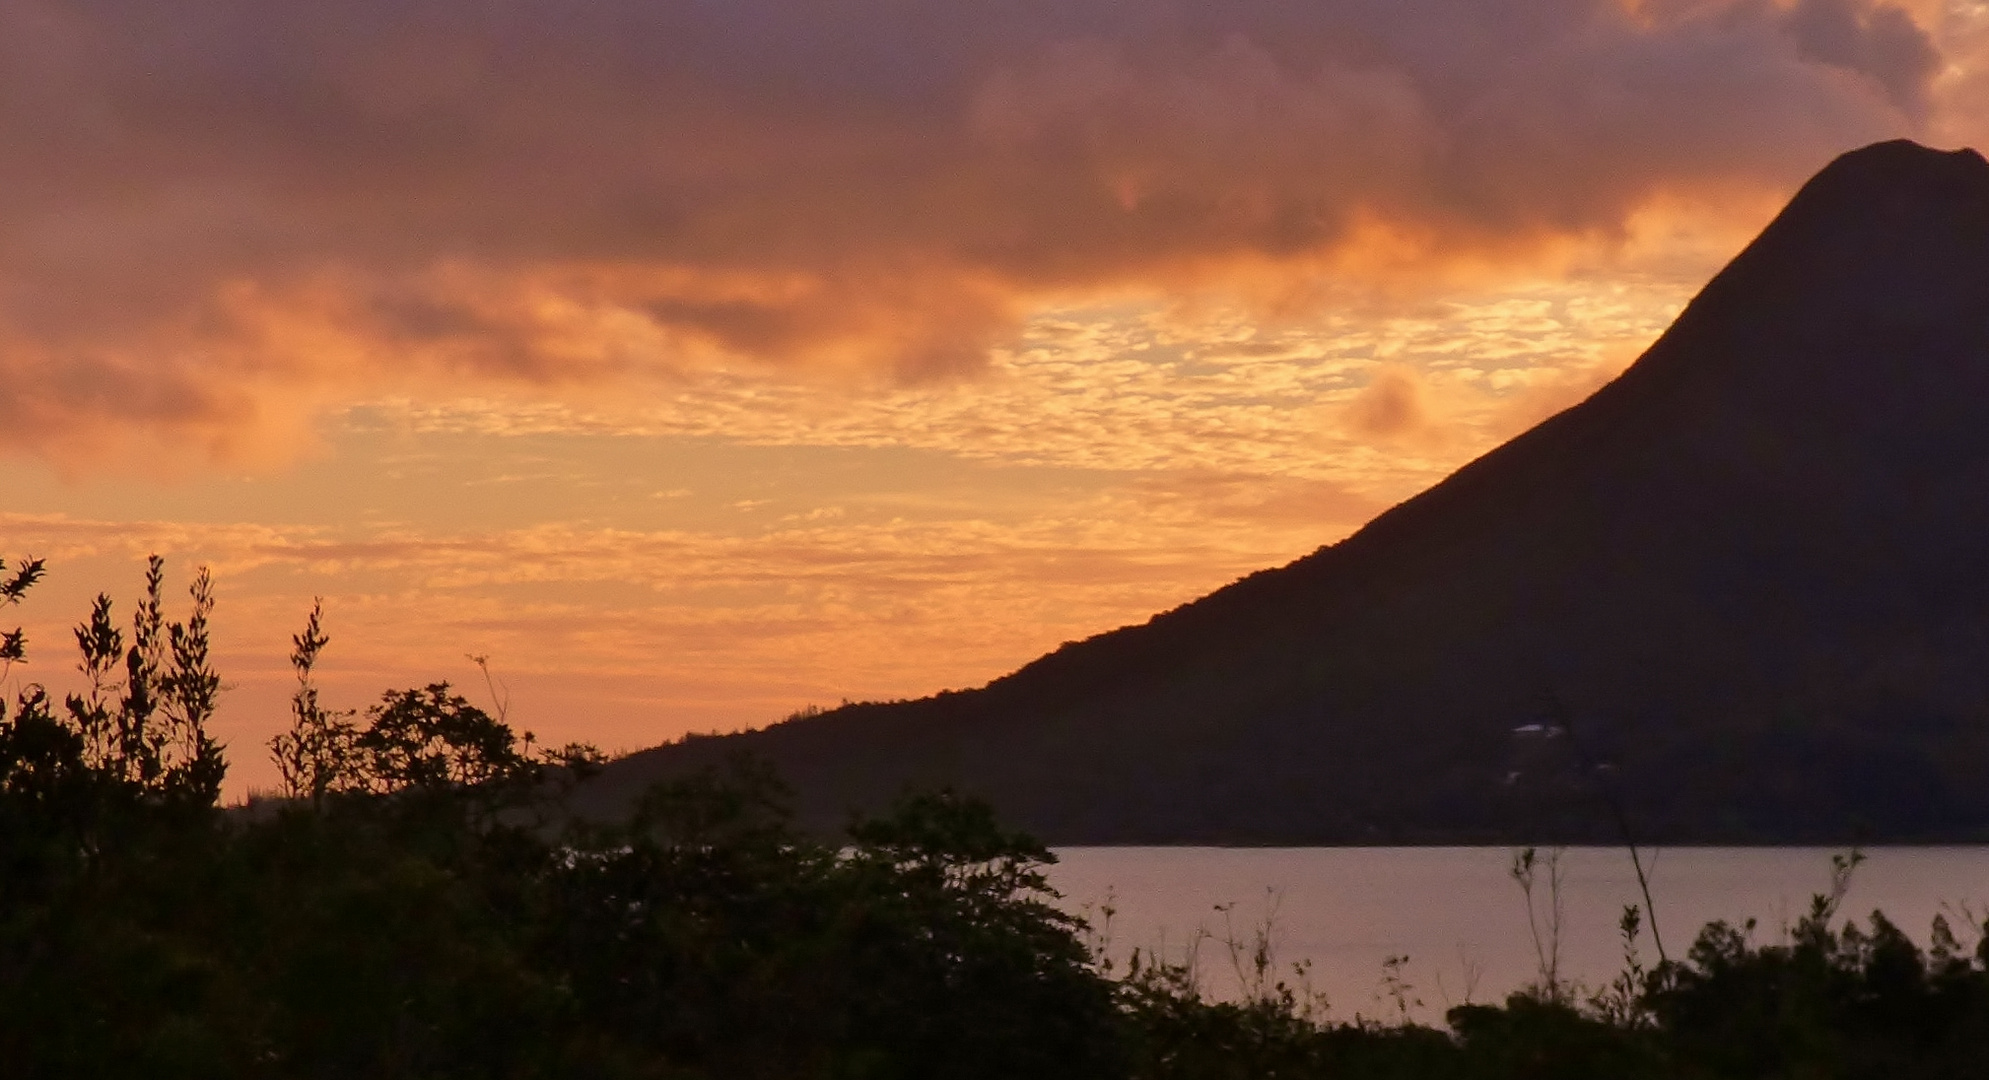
0,0 -> 1956,467
1344,366 -> 1431,441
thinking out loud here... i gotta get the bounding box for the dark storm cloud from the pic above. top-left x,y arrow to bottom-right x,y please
0,0 -> 1943,463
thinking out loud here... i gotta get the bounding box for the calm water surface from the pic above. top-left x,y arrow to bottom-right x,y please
1045,847 -> 1989,1021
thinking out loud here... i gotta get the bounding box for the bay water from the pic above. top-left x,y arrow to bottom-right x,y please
1045,846 -> 1989,1023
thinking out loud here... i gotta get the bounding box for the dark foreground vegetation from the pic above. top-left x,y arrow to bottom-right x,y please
10,558 -> 1989,1077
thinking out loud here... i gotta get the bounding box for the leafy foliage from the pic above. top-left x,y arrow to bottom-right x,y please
1,554 -> 224,842
269,607 -> 552,810
0,555 -> 44,665
269,598 -> 359,805
2,558 -> 1125,1077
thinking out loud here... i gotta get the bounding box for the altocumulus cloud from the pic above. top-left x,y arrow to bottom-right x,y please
0,0 -> 1948,467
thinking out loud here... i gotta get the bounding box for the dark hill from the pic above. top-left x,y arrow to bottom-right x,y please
583,140 -> 1989,844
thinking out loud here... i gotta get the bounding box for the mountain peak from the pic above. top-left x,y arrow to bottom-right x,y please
1808,139 -> 1989,195
1628,139 -> 1989,419
1717,139 -> 1989,311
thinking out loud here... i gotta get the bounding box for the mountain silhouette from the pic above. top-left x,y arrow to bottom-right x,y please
584,140 -> 1989,843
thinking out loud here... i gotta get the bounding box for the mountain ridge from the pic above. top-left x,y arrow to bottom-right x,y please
581,140 -> 1989,844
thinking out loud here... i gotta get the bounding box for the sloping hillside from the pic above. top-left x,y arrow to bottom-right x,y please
583,141 -> 1989,844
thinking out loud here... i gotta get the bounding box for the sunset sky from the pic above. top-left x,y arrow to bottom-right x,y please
5,0 -> 1988,794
